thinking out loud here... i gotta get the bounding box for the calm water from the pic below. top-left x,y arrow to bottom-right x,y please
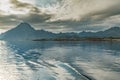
0,40 -> 120,80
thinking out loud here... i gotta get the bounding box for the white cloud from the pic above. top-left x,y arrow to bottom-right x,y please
50,0 -> 120,21
0,0 -> 11,14
18,0 -> 35,5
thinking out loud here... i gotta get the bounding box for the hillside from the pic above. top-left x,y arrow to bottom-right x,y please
0,23 -> 120,41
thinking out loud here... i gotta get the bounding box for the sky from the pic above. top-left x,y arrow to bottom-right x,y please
0,0 -> 120,33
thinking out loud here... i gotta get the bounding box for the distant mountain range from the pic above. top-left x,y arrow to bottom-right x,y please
0,22 -> 120,41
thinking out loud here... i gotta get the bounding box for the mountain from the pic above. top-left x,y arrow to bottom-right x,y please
79,27 -> 120,38
0,22 -> 120,41
79,31 -> 95,37
99,27 -> 120,37
0,22 -> 56,40
1,22 -> 36,40
35,29 -> 56,39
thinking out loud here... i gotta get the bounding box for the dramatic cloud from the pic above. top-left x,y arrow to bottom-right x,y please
0,0 -> 53,30
51,0 -> 120,21
48,0 -> 120,31
0,0 -> 120,32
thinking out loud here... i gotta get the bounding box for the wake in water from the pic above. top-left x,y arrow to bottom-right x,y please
0,41 -> 91,80
0,41 -> 120,80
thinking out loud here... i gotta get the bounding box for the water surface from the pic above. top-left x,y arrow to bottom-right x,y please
0,40 -> 120,80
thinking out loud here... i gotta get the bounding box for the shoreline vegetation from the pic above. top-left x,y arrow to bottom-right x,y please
33,37 -> 120,42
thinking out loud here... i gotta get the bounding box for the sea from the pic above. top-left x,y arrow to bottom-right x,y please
0,40 -> 120,80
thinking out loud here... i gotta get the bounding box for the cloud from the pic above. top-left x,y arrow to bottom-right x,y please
45,0 -> 120,31
10,0 -> 31,8
19,13 -> 52,23
0,14 -> 20,29
1,0 -> 120,32
10,0 -> 41,14
10,0 -> 53,20
0,0 -> 54,30
52,0 -> 120,21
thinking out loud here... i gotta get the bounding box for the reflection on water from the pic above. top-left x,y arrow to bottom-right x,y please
0,40 -> 120,80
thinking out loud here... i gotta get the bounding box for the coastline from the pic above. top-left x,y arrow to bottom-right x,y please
33,38 -> 120,42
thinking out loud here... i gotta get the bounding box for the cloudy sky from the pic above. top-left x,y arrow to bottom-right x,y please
0,0 -> 120,33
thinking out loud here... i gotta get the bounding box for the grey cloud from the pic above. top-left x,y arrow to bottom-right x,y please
0,13 -> 52,29
84,3 -> 120,21
0,14 -> 20,29
19,13 -> 52,23
10,0 -> 33,8
9,0 -> 53,23
10,0 -> 41,13
47,1 -> 120,31
1,0 -> 120,32
59,1 -> 120,24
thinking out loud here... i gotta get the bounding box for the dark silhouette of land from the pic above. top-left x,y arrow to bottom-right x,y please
0,22 -> 120,42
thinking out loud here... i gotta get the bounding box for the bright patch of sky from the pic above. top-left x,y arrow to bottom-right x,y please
35,0 -> 59,7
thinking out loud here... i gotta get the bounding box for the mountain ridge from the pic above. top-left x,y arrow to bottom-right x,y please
0,22 -> 120,41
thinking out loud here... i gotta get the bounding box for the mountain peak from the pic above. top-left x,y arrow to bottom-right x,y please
104,26 -> 120,32
16,22 -> 34,30
0,22 -> 36,40
109,26 -> 120,30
